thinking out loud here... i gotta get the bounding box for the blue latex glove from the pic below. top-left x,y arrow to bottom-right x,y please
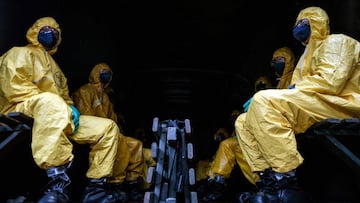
242,97 -> 253,113
288,84 -> 296,89
70,105 -> 80,133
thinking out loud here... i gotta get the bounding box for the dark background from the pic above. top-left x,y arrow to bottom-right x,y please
0,0 -> 359,159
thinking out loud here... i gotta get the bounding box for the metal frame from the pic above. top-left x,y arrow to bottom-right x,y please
144,117 -> 198,203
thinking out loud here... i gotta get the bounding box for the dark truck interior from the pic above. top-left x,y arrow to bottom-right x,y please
0,0 -> 360,202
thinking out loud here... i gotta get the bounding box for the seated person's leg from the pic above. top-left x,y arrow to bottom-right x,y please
237,89 -> 333,202
71,115 -> 128,203
200,137 -> 237,201
234,113 -> 259,185
124,136 -> 145,201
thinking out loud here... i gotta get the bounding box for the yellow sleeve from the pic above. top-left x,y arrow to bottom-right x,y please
0,47 -> 42,104
72,85 -> 97,116
296,35 -> 358,95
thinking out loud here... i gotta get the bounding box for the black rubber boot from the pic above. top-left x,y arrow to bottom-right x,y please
37,162 -> 72,203
126,178 -> 144,201
237,168 -> 311,203
195,178 -> 210,199
200,176 -> 227,201
82,178 -> 127,203
106,182 -> 129,203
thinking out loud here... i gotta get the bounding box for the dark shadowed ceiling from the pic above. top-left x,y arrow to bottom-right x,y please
0,0 -> 359,158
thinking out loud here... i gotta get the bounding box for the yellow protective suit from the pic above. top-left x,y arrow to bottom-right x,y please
0,17 -> 119,179
196,159 -> 213,182
72,62 -> 144,183
236,6 -> 360,173
209,47 -> 296,185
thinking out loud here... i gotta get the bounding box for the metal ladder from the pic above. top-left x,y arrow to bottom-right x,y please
144,117 -> 198,203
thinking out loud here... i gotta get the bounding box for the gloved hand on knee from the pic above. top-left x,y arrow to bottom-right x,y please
70,105 -> 80,133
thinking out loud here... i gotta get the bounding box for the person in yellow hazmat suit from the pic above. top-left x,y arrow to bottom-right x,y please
195,127 -> 232,182
200,46 -> 296,202
271,47 -> 296,90
0,17 -> 128,203
236,6 -> 360,203
72,62 -> 145,201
